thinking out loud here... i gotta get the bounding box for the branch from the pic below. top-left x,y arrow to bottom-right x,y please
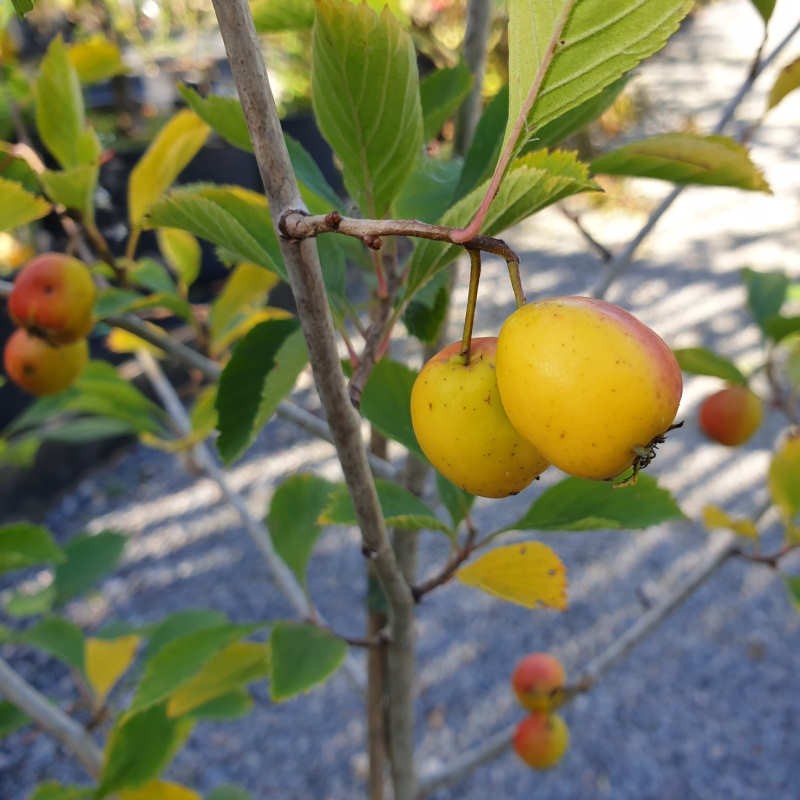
0,656 -> 103,779
416,532 -> 738,796
209,6 -> 417,798
591,16 -> 800,299
135,350 -> 366,691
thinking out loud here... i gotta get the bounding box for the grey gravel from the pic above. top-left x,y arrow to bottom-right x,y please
2,1 -> 800,798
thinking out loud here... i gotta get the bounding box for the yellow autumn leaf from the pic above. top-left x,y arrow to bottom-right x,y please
167,641 -> 270,717
68,35 -> 126,85
702,505 -> 759,540
768,435 -> 800,527
85,635 -> 140,703
456,542 -> 567,610
120,780 -> 201,800
106,326 -> 165,356
767,56 -> 800,111
128,110 -> 210,227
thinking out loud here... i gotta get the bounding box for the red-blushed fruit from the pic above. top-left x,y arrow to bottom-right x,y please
3,328 -> 88,396
9,252 -> 96,344
410,337 -> 549,498
513,711 -> 569,770
511,652 -> 566,712
496,296 -> 683,480
698,384 -> 762,446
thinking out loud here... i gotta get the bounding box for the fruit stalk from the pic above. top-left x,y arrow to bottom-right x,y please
460,248 -> 482,364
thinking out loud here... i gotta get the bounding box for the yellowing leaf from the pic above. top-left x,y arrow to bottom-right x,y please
128,110 -> 210,228
768,436 -> 800,527
157,227 -> 202,289
702,505 -> 759,540
68,35 -> 126,84
106,326 -> 165,356
167,641 -> 269,717
120,780 -> 201,800
85,635 -> 140,703
767,56 -> 800,111
0,177 -> 51,232
456,542 -> 567,610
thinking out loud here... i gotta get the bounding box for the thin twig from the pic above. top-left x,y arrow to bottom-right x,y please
592,16 -> 800,299
416,533 -> 739,796
135,349 -> 366,690
0,656 -> 103,779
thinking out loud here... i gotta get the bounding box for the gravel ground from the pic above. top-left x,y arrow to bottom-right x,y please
3,1 -> 800,798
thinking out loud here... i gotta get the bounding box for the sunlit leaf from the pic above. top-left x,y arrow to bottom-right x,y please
68,35 -> 125,84
506,0 -> 692,152
129,110 -> 210,227
269,622 -> 347,701
120,782 -> 201,800
767,56 -> 800,111
312,0 -> 422,216
590,134 -> 770,192
457,542 -> 567,610
768,436 -> 800,527
0,177 -> 50,232
86,635 -> 140,703
157,228 -> 202,290
38,165 -> 98,222
167,641 -> 270,717
702,505 -> 759,540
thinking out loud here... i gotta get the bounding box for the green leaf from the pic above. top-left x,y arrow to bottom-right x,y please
767,56 -> 800,111
527,76 -> 628,152
269,622 -> 347,702
785,575 -> 800,614
251,0 -> 315,32
216,319 -> 308,464
157,228 -> 202,289
185,689 -> 252,721
206,786 -> 253,800
320,478 -> 451,534
0,177 -> 51,232
455,86 -> 508,198
0,701 -> 29,737
742,267 -> 789,333
128,110 -> 210,228
146,184 -> 285,277
177,84 -> 252,152
18,616 -> 85,674
394,155 -> 463,222
0,523 -> 62,574
506,0 -> 692,152
360,358 -> 422,457
401,268 -> 450,344
505,474 -> 685,533
129,258 -> 177,294
267,474 -> 337,587
590,134 -> 770,191
407,150 -> 598,298
40,417 -> 136,445
768,436 -> 800,527
0,142 -> 41,193
38,165 -> 98,222
4,585 -> 55,617
51,530 -> 126,606
672,347 -> 747,384
435,472 -> 475,530
167,641 -> 270,717
751,0 -> 776,25
312,0 -> 423,216
144,610 -> 229,659
11,0 -> 34,15
763,315 -> 800,343
34,35 -> 99,168
98,704 -> 193,797
285,135 -> 343,211
28,784 -> 91,800
420,62 -> 473,142
129,624 -> 259,716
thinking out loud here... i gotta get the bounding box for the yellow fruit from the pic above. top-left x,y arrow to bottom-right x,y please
410,337 -> 549,498
496,296 -> 682,480
513,711 -> 569,770
3,328 -> 88,396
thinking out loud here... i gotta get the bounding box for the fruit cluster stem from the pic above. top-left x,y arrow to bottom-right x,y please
460,249 -> 482,364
